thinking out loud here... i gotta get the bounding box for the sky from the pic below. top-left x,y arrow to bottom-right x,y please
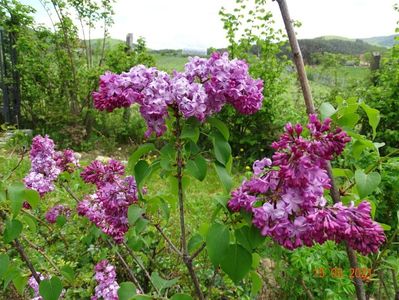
21,0 -> 399,50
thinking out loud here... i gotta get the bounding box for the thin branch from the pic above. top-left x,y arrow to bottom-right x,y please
300,278 -> 315,300
13,238 -> 41,284
0,211 -> 40,284
152,223 -> 182,256
105,240 -> 144,294
191,243 -> 206,260
122,241 -> 160,295
3,149 -> 26,181
61,182 -> 80,203
174,110 -> 205,299
22,236 -> 61,275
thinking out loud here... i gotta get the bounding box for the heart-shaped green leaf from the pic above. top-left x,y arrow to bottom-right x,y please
118,282 -> 137,300
220,244 -> 252,283
206,223 -> 230,267
39,276 -> 63,300
4,219 -> 23,243
355,170 -> 381,198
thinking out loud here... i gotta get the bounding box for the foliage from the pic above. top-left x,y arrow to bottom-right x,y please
218,0 -> 290,164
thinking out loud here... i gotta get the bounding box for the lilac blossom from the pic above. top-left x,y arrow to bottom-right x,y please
92,260 -> 119,300
24,135 -> 79,197
28,273 -> 46,300
45,204 -> 71,224
92,52 -> 264,137
78,160 -> 138,243
228,115 -> 385,254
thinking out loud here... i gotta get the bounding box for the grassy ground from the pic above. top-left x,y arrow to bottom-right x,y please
153,53 -> 189,73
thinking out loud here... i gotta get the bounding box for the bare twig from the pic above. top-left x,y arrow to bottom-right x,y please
3,149 -> 26,181
191,243 -> 206,260
14,238 -> 41,284
22,236 -> 61,275
122,241 -> 160,295
105,240 -> 144,294
300,278 -> 315,300
61,182 -> 80,203
274,1 -> 366,299
174,110 -> 205,299
152,223 -> 182,256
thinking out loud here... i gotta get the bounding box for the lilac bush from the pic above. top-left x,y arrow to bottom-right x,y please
228,115 -> 385,254
92,52 -> 264,137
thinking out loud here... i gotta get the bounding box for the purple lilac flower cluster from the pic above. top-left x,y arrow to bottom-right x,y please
24,135 -> 79,197
91,260 -> 119,300
228,115 -> 385,255
45,204 -> 71,223
28,273 -> 46,300
77,159 -> 138,243
93,52 -> 263,137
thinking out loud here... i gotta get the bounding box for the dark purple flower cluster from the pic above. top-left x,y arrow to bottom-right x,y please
78,160 -> 138,243
45,204 -> 71,223
91,260 -> 119,300
228,115 -> 385,254
24,135 -> 79,197
93,52 -> 263,137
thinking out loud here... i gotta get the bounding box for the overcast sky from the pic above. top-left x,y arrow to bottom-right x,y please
22,0 -> 398,49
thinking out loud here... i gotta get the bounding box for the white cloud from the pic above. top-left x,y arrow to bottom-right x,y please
21,0 -> 399,49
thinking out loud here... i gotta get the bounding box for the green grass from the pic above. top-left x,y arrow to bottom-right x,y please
152,54 -> 189,73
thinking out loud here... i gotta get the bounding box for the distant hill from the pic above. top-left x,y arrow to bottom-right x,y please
361,34 -> 398,48
82,38 -> 124,49
290,37 -> 386,64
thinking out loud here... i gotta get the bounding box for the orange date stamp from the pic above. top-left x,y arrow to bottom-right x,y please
313,267 -> 372,282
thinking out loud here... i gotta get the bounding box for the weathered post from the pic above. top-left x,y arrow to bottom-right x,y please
274,1 -> 366,299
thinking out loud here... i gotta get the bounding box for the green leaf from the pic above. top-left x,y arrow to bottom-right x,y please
235,225 -> 264,251
319,102 -> 336,120
128,206 -> 144,225
181,118 -> 200,143
12,274 -> 27,294
4,219 -> 23,243
24,189 -> 39,209
118,282 -> 137,300
250,271 -> 262,297
150,272 -> 178,293
220,244 -> 252,283
206,223 -> 230,267
208,117 -> 229,140
134,160 -> 150,188
135,218 -> 148,234
0,254 -> 9,279
22,214 -> 37,232
336,113 -> 359,129
8,183 -> 25,216
39,277 -> 63,300
128,144 -> 155,174
160,143 -> 175,160
212,132 -> 231,166
214,162 -> 233,193
56,216 -> 67,227
355,170 -> 381,198
60,266 -> 74,282
360,103 -> 380,139
186,155 -> 207,181
378,223 -> 391,231
188,234 -> 204,254
170,294 -> 193,300
214,194 -> 229,208
332,168 -> 353,178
